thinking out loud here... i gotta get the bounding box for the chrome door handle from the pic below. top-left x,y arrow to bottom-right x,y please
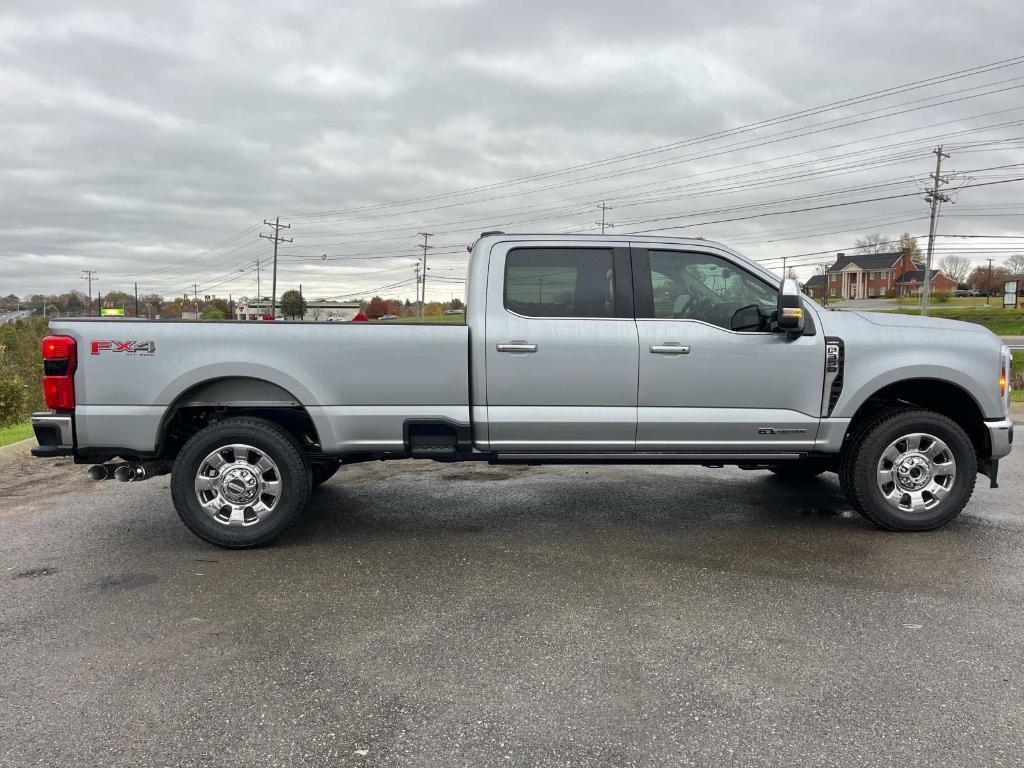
650,344 -> 690,355
496,342 -> 538,353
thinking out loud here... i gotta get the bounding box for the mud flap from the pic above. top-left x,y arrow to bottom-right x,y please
979,458 -> 999,489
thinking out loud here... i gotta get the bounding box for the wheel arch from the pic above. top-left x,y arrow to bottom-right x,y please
157,376 -> 325,460
844,377 -> 989,457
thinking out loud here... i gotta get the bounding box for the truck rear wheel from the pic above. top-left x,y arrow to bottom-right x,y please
170,417 -> 313,548
842,408 -> 976,531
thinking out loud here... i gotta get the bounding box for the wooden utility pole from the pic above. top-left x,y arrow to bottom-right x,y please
921,146 -> 951,316
596,202 -> 614,234
260,217 -> 292,320
134,282 -> 139,318
417,232 -> 433,317
81,270 -> 98,316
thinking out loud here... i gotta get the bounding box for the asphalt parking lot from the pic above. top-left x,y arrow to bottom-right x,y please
2,445 -> 1023,767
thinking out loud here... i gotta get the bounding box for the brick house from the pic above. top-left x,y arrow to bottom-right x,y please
824,247 -> 956,298
895,268 -> 958,296
803,273 -> 827,299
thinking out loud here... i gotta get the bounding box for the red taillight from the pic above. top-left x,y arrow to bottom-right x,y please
41,335 -> 77,410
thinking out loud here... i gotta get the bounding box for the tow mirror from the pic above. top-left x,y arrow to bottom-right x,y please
777,278 -> 805,338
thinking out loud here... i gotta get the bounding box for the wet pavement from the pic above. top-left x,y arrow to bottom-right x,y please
2,448 -> 1023,767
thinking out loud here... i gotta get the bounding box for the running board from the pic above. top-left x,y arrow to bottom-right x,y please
493,452 -> 802,464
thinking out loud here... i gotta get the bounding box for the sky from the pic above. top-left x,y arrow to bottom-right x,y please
2,0 -> 1024,304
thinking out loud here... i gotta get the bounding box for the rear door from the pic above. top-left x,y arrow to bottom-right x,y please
483,241 -> 638,451
631,245 -> 824,452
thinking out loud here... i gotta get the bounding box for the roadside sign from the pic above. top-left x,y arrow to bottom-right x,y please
1004,280 -> 1019,309
100,307 -> 125,317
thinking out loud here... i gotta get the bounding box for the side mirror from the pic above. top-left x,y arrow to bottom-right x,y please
776,278 -> 805,338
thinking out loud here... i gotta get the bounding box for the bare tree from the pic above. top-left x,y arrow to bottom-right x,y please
787,268 -> 800,281
1005,253 -> 1024,274
940,255 -> 971,286
898,232 -> 922,260
854,233 -> 891,254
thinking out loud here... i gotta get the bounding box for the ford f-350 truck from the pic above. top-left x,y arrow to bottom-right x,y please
31,234 -> 1014,547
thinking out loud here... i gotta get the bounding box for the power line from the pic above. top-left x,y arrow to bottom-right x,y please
417,232 -> 433,317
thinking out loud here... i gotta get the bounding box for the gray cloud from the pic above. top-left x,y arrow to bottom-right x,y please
1,0 -> 1023,302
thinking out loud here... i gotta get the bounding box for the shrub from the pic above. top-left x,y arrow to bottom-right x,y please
0,318 -> 49,426
884,289 -> 897,299
933,292 -> 952,303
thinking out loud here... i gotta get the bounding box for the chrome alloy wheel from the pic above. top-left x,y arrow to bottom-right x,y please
193,444 -> 282,527
875,432 -> 957,514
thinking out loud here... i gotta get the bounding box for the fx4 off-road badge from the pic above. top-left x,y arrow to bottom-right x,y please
90,340 -> 156,356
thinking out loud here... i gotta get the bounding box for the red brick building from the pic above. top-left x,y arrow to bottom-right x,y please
825,248 -> 957,298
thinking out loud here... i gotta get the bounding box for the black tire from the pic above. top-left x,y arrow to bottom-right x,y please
767,461 -> 828,479
843,408 -> 976,531
311,460 -> 340,488
170,417 -> 313,548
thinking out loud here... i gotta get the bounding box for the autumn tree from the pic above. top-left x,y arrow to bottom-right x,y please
967,264 -> 1011,293
898,232 -> 921,260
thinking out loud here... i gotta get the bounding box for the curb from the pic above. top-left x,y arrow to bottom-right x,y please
0,437 -> 35,465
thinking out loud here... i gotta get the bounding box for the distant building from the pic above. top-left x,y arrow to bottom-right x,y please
235,299 -> 361,322
824,247 -> 957,298
803,273 -> 827,299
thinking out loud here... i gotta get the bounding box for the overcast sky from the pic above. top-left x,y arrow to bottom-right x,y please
2,0 -> 1024,303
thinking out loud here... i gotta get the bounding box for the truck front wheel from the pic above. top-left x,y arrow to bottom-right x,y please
170,417 -> 313,548
841,409 -> 976,531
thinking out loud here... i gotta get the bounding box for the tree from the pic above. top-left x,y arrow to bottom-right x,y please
279,289 -> 306,320
202,298 -> 230,319
102,290 -> 133,315
967,264 -> 1011,293
898,232 -> 921,260
139,293 -> 164,317
448,297 -> 464,310
854,233 -> 891,254
1005,254 -> 1024,274
787,268 -> 800,281
939,255 -> 971,286
64,293 -> 84,316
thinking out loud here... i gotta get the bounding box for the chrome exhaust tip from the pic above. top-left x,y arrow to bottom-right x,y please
87,464 -> 113,481
113,464 -> 141,482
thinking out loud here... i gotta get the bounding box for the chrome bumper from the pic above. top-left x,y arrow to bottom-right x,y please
986,418 -> 1014,460
30,412 -> 74,457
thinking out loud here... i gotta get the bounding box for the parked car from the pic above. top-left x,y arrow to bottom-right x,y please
31,233 -> 1014,547
377,314 -> 399,320
444,309 -> 465,316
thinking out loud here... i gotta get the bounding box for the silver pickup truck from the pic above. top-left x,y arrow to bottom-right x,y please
32,233 -> 1014,547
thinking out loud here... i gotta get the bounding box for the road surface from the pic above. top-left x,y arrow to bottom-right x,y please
2,446 -> 1023,767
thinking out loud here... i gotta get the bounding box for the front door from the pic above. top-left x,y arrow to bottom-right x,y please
631,246 -> 825,452
484,242 -> 638,452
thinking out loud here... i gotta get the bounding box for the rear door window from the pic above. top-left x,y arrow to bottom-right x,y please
504,248 -> 616,318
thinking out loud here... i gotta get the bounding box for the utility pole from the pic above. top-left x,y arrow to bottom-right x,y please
782,257 -> 788,281
134,282 -> 138,319
596,202 -> 614,234
299,283 -> 304,322
260,217 -> 292,320
921,145 -> 951,316
414,262 -> 422,317
417,232 -> 433,317
81,270 -> 98,316
193,283 -> 199,318
986,258 -> 995,306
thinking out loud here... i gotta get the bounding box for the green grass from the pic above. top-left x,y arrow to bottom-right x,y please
883,308 -> 1024,336
0,421 -> 33,448
377,314 -> 465,324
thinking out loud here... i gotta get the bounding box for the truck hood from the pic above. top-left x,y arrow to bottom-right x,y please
852,310 -> 995,336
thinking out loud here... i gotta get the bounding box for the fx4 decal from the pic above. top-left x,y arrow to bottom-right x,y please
91,340 -> 156,356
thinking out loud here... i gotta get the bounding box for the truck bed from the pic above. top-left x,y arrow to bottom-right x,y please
49,319 -> 471,455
